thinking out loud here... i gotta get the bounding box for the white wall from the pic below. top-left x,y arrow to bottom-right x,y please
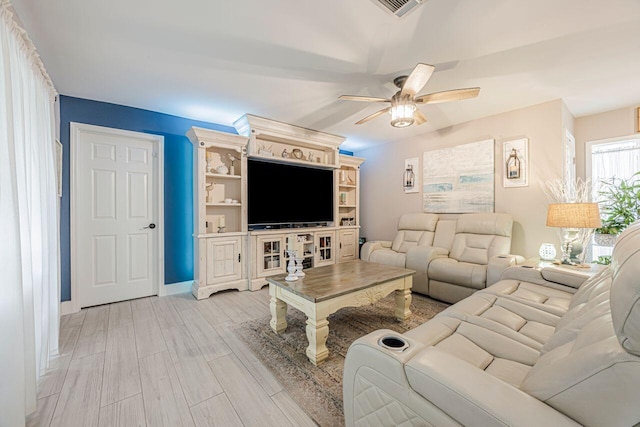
356,99 -> 565,258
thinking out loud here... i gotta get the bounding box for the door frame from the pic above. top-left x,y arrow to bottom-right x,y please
70,122 -> 164,312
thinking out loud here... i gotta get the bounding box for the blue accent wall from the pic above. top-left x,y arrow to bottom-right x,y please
59,96 -> 236,302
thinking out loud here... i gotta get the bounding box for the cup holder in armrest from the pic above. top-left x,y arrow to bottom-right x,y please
378,335 -> 409,352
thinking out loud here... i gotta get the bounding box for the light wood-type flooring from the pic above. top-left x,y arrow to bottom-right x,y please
26,288 -> 318,427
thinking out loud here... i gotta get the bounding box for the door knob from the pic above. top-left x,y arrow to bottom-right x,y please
143,223 -> 156,229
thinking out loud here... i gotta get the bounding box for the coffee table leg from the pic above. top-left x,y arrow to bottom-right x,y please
305,317 -> 329,365
269,295 -> 288,334
394,288 -> 412,321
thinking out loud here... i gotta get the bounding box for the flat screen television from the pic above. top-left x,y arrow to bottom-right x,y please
247,158 -> 333,228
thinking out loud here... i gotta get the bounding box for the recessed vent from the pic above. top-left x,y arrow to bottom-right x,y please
373,0 -> 425,17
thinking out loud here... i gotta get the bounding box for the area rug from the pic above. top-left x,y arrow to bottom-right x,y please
231,293 -> 449,426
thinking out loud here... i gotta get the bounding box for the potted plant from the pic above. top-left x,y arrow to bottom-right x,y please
594,172 -> 640,246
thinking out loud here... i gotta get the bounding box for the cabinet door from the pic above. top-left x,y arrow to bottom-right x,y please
206,237 -> 242,285
315,231 -> 336,266
257,236 -> 285,277
338,229 -> 357,262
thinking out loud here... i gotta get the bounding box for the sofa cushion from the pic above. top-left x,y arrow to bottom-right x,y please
404,316 -> 536,387
390,213 -> 439,253
455,212 -> 513,237
397,212 -> 439,232
367,249 -> 406,268
434,291 -> 559,350
542,273 -> 613,354
428,258 -> 487,289
610,222 -> 640,356
521,314 -> 640,427
391,230 -> 434,254
482,279 -> 573,316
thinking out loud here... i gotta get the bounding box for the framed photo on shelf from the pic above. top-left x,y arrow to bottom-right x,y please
503,138 -> 528,188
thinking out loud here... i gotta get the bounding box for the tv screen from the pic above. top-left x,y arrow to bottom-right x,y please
248,159 -> 334,227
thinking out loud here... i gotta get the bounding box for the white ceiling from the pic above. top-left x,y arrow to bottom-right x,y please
12,0 -> 640,150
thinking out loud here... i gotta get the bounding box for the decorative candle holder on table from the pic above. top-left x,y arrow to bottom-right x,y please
285,250 -> 298,281
295,255 -> 305,277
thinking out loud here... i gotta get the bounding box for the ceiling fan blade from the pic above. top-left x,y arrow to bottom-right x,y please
414,109 -> 427,125
415,87 -> 480,104
355,108 -> 390,125
339,95 -> 390,103
400,63 -> 435,97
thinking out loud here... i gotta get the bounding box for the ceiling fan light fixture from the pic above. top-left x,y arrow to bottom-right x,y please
389,95 -> 416,128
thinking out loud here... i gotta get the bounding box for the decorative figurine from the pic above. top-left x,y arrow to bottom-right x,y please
285,250 -> 298,281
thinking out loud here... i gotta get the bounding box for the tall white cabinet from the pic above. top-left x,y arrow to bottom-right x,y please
337,154 -> 365,262
188,117 -> 365,299
187,127 -> 249,299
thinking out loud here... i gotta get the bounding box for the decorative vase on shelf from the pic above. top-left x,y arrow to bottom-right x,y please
206,159 -> 214,174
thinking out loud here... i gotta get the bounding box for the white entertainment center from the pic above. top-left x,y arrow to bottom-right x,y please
187,115 -> 364,300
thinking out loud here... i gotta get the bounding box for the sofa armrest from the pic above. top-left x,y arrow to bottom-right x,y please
360,240 -> 392,261
344,330 -> 437,426
406,246 -> 450,294
405,347 -> 580,427
499,266 -> 581,294
487,254 -> 526,286
539,266 -> 591,289
405,246 -> 449,273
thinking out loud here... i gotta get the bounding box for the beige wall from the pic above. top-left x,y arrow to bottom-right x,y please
356,99 -> 566,258
574,105 -> 639,179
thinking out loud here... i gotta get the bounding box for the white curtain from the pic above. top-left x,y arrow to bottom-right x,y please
591,139 -> 640,200
0,0 -> 59,424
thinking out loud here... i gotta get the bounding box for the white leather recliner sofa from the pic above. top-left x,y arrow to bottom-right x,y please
344,222 -> 640,427
361,212 -> 523,303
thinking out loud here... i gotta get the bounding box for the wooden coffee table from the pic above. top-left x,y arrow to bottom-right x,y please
266,260 -> 414,365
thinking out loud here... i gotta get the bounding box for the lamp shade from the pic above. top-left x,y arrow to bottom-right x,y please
546,203 -> 602,228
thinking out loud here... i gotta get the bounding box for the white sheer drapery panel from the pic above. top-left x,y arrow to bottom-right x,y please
0,0 -> 59,424
591,139 -> 640,200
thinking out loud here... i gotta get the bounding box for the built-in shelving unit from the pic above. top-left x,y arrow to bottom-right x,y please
187,117 -> 365,298
187,127 -> 250,299
234,114 -> 343,170
336,154 -> 365,262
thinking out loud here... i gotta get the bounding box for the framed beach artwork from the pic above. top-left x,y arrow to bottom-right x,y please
422,139 -> 494,213
503,138 -> 529,188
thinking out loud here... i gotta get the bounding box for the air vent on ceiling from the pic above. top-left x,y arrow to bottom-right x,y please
372,0 -> 425,18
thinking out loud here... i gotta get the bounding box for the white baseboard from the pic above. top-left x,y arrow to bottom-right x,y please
60,281 -> 193,315
159,280 -> 193,297
60,300 -> 77,315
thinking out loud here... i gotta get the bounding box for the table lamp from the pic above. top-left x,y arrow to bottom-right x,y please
546,203 -> 601,264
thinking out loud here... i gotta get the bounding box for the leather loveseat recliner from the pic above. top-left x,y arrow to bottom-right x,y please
344,222 -> 640,427
360,213 -> 439,268
362,212 -> 523,303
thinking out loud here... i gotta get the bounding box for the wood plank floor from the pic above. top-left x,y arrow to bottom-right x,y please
27,288 -> 317,427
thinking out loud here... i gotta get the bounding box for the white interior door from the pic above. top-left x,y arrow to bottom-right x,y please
72,123 -> 163,308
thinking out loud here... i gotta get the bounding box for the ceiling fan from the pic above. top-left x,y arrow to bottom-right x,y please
339,63 -> 480,128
